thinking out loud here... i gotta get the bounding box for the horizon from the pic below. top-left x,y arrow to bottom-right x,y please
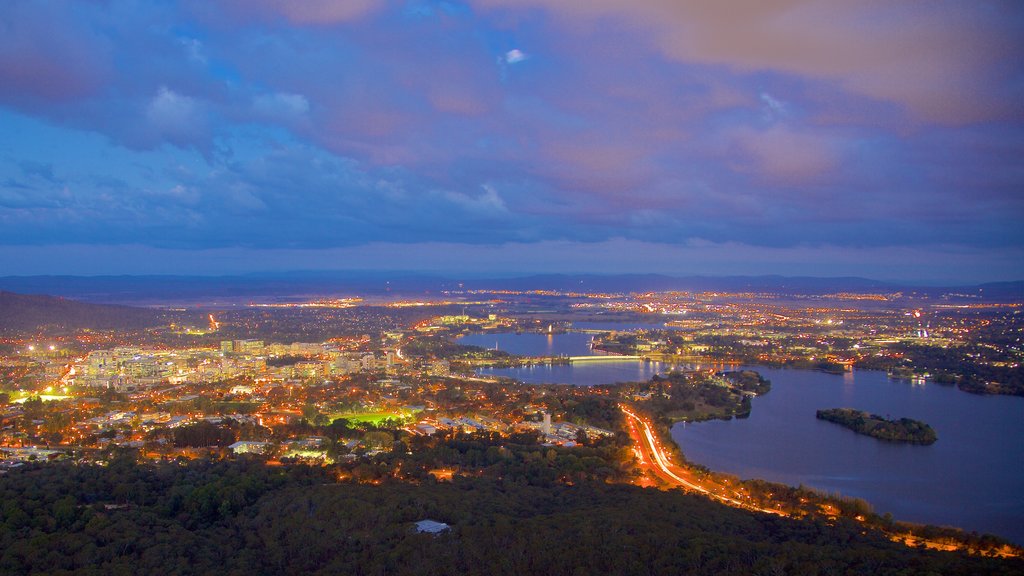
1,2 -> 1022,282
1,268 -> 1020,292
0,244 -> 1021,285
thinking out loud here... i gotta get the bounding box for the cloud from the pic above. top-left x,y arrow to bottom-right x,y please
163,184 -> 202,206
505,49 -> 527,64
0,1 -> 112,107
0,188 -> 64,210
253,92 -> 311,120
0,0 -> 1020,278
728,125 -> 839,185
224,184 -> 268,213
441,184 -> 508,215
471,0 -> 1024,124
760,92 -> 786,121
146,87 -> 209,145
178,37 -> 208,65
212,0 -> 386,25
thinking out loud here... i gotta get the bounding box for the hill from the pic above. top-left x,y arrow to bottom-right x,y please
0,291 -> 198,333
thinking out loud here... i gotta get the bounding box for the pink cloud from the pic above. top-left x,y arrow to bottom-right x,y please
534,137 -> 658,198
728,125 -> 839,185
471,0 -> 1023,124
0,2 -> 112,106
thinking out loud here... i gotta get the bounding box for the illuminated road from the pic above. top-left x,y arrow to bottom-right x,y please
621,405 -> 784,515
566,355 -> 642,363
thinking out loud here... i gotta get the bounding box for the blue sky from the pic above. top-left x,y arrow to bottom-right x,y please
1,0 -> 1022,282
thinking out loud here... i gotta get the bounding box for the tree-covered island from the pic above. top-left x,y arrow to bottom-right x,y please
816,408 -> 938,445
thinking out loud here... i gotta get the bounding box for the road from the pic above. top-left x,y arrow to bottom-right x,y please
620,405 -> 784,515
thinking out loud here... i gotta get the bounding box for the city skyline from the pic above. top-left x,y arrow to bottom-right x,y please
1,1 -> 1022,282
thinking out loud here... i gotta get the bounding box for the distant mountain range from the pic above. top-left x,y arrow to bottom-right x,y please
461,274 -> 1023,298
0,273 -> 1020,305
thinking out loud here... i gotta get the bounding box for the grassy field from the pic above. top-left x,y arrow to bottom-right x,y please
328,411 -> 412,425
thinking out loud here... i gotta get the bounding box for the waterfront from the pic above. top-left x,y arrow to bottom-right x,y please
468,331 -> 1024,544
457,321 -> 676,358
458,331 -> 601,357
478,360 -> 673,387
673,366 -> 1024,545
460,329 -> 679,386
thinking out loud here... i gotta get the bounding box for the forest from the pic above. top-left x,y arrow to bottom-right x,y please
0,456 -> 1020,575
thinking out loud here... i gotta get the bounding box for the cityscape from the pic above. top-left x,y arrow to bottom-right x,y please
2,0 -> 1023,574
1,283 -> 1023,572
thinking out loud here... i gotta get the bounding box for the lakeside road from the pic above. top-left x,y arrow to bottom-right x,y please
620,405 -> 783,515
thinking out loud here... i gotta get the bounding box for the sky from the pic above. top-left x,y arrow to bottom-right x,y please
0,0 -> 1022,283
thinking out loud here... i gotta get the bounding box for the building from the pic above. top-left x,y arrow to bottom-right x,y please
413,520 -> 450,534
221,340 -> 264,355
430,359 -> 450,377
228,441 -> 274,455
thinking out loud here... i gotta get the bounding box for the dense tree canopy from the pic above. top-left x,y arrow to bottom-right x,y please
0,458 -> 1019,575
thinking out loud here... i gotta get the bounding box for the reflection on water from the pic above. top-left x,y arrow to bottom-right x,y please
458,332 -> 598,357
480,360 -> 677,387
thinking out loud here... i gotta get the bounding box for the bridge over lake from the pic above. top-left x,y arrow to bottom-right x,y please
567,355 -> 642,363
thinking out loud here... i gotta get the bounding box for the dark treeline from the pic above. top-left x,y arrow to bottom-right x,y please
1,457 -> 1021,575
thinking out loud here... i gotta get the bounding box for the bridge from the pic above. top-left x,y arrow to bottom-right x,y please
567,355 -> 642,363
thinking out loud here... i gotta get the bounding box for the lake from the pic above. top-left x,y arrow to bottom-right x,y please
672,366 -> 1024,545
462,331 -> 1024,544
457,322 -> 678,358
478,360 -> 676,387
458,331 -> 601,357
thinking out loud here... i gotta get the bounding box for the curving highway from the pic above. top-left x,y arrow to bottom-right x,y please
620,404 -> 784,515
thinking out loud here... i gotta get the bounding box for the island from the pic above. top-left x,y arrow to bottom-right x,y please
816,408 -> 938,445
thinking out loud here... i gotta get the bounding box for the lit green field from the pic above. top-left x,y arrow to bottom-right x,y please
327,411 -> 411,425
13,394 -> 71,403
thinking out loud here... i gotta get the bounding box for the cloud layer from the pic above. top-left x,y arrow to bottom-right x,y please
0,0 -> 1021,280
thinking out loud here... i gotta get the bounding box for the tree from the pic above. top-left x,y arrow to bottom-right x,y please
363,430 -> 394,449
574,429 -> 589,446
